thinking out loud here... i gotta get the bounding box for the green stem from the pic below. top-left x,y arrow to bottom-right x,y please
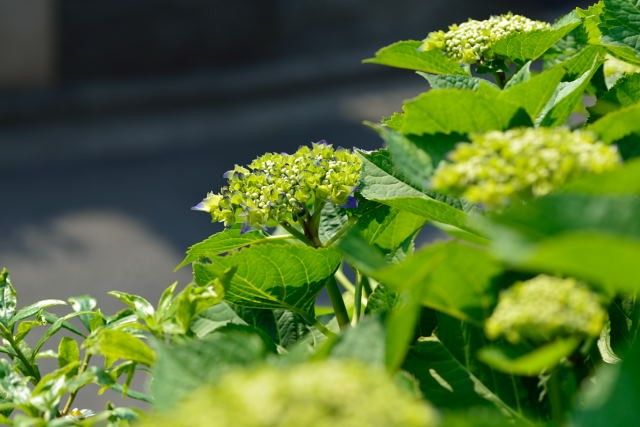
0,327 -> 40,383
325,276 -> 350,331
352,271 -> 366,326
548,370 -> 564,426
281,222 -> 313,246
335,267 -> 355,293
60,353 -> 92,415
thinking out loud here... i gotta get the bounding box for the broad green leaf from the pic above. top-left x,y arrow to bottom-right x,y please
478,338 -> 580,376
190,303 -> 247,338
354,201 -> 426,251
404,336 -> 521,417
493,231 -> 640,294
538,56 -> 601,126
489,193 -> 640,241
562,157 -> 640,195
272,310 -> 311,348
599,0 -> 640,64
10,300 -> 66,326
177,227 -> 269,270
330,316 -> 386,366
364,40 -> 466,75
385,289 -> 421,371
151,325 -> 272,409
57,337 -> 80,370
588,101 -> 640,143
571,338 -> 640,426
358,151 -> 477,234
491,15 -> 581,62
365,284 -> 398,315
376,126 -> 434,190
15,320 -> 44,342
0,268 -> 17,325
396,83 -> 521,135
318,202 -> 349,244
85,329 -> 155,366
193,242 -> 341,317
337,230 -> 389,276
501,66 -> 565,120
376,241 -> 502,324
591,73 -> 640,115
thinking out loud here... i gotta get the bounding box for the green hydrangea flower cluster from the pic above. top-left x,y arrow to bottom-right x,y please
431,128 -> 621,207
196,143 -> 362,228
421,13 -> 549,64
485,275 -> 606,343
141,362 -> 438,427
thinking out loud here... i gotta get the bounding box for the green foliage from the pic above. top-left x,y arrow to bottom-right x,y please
4,1 -> 640,426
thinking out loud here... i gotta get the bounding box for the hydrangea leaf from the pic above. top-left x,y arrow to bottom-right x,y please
354,202 -> 426,251
176,227 -> 269,270
491,14 -> 581,62
375,241 -> 502,324
588,101 -> 640,143
478,338 -> 580,376
404,336 -> 521,417
537,55 -> 602,126
599,0 -> 640,65
358,150 -> 478,235
572,339 -> 640,426
488,191 -> 640,293
396,83 -> 521,135
592,73 -> 640,116
151,325 -> 273,409
193,242 -> 341,317
364,40 -> 467,75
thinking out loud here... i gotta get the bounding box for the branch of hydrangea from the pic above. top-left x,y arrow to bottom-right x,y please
325,276 -> 350,331
60,352 -> 92,415
281,222 -> 314,246
351,270 -> 366,326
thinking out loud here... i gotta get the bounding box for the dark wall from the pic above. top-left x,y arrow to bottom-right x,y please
58,0 -> 588,82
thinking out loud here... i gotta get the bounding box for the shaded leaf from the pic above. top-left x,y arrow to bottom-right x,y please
364,40 -> 466,75
151,325 -> 273,409
478,338 -> 580,376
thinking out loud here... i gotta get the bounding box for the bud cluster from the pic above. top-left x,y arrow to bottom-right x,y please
422,13 -> 549,64
143,362 -> 438,427
196,143 -> 362,228
431,128 -> 621,207
485,275 -> 606,343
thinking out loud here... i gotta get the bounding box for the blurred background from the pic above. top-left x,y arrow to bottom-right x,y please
1,0 -> 590,310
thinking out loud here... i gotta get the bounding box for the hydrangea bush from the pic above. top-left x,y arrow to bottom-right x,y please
3,0 -> 640,426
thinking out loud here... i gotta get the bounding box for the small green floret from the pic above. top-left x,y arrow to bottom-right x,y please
197,143 -> 362,228
486,275 -> 606,343
421,13 -> 550,64
141,361 -> 438,427
431,128 -> 621,207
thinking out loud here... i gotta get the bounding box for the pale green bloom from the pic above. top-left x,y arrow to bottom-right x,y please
140,361 -> 438,427
197,143 -> 362,228
431,128 -> 621,207
422,13 -> 549,64
486,275 -> 606,343
603,54 -> 640,88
